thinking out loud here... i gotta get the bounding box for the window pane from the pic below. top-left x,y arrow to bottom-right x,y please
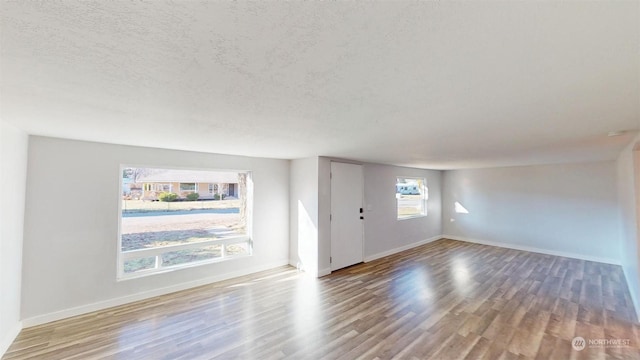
396,177 -> 427,219
120,167 -> 252,277
226,242 -> 250,256
180,183 -> 196,191
124,257 -> 156,273
161,245 -> 222,267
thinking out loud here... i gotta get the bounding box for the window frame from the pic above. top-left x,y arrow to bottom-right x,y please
117,165 -> 253,280
396,176 -> 428,220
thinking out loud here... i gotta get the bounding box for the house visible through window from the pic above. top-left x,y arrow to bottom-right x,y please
120,167 -> 252,278
396,177 -> 427,219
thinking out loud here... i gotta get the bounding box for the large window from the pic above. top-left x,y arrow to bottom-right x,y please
396,177 -> 427,219
119,167 -> 252,278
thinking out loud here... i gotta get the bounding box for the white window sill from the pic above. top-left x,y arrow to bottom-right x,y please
397,214 -> 427,221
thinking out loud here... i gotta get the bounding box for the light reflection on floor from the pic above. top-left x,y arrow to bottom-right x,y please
16,240 -> 640,359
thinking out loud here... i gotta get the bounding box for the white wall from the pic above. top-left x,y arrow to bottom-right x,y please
318,158 -> 332,276
289,157 -> 319,276
617,134 -> 640,320
21,136 -> 290,325
362,163 -> 442,260
15,135 -> 637,331
0,121 -> 28,356
443,161 -> 621,264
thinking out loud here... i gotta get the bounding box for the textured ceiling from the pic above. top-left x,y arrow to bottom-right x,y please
1,1 -> 638,169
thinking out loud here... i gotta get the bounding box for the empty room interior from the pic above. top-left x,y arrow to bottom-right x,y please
1,1 -> 640,359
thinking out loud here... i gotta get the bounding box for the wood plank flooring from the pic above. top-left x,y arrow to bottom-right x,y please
4,239 -> 640,359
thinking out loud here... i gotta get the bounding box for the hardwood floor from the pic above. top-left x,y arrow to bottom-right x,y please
4,239 -> 640,359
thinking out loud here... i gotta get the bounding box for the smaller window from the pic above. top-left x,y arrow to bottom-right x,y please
153,183 -> 170,192
396,177 -> 427,219
180,183 -> 196,192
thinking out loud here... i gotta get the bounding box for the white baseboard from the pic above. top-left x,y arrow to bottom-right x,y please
364,235 -> 442,263
443,235 -> 621,265
318,267 -> 332,277
289,259 -> 302,271
22,260 -> 289,328
0,321 -> 22,358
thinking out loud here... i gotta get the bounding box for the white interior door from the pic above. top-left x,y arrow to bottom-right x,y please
331,162 -> 364,271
